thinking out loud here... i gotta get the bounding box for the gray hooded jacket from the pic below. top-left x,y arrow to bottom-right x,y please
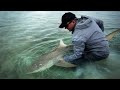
64,15 -> 110,62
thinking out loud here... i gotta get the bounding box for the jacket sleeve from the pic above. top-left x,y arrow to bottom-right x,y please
63,37 -> 85,62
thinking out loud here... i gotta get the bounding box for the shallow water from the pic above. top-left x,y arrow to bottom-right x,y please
0,11 -> 120,79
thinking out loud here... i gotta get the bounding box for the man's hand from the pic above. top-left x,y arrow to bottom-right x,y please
54,58 -> 77,67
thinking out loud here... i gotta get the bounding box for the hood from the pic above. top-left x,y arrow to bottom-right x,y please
75,15 -> 92,30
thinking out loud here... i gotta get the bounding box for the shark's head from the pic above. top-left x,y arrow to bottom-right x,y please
26,39 -> 69,74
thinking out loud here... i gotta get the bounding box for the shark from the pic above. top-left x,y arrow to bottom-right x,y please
27,29 -> 120,74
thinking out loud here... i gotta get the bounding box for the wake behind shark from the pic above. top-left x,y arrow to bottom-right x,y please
27,29 -> 120,74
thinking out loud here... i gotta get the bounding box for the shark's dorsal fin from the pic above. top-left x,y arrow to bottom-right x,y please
58,39 -> 67,48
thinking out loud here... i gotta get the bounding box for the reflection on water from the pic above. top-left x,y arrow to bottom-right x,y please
0,11 -> 120,79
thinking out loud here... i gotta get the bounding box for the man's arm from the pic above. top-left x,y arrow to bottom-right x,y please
63,37 -> 85,62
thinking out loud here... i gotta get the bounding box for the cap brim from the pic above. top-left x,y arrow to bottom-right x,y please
59,23 -> 65,28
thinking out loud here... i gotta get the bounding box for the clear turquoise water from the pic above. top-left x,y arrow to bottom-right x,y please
0,11 -> 120,79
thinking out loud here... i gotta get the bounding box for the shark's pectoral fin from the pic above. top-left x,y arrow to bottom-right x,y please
55,60 -> 77,67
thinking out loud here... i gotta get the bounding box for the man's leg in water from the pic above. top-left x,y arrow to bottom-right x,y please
69,52 -> 108,65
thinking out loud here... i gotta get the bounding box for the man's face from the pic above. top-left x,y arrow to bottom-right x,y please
65,20 -> 76,31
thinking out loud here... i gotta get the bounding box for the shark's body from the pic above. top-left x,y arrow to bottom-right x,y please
27,29 -> 120,74
27,40 -> 75,74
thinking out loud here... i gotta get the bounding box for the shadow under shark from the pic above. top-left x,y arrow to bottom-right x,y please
27,29 -> 120,74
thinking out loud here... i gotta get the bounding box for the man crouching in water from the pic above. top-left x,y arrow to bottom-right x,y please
59,12 -> 110,65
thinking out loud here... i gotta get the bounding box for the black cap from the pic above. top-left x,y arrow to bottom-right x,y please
59,12 -> 76,28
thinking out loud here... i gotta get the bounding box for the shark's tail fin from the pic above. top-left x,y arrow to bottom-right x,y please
106,29 -> 120,41
58,39 -> 67,48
